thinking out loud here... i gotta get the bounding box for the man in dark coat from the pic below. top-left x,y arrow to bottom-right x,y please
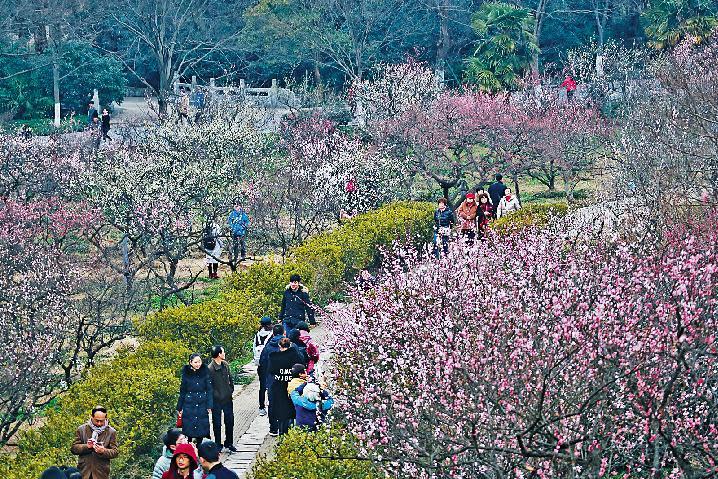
278,274 -> 316,336
177,354 -> 213,442
208,345 -> 236,452
488,173 -> 508,217
267,338 -> 303,436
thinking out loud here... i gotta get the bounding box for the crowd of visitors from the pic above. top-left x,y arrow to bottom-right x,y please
434,173 -> 521,257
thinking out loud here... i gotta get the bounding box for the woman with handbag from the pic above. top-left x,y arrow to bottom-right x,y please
433,198 -> 455,258
177,354 -> 213,444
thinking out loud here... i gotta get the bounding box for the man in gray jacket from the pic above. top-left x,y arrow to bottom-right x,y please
208,345 -> 236,452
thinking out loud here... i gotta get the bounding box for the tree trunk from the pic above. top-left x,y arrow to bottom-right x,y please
436,0 -> 451,69
512,172 -> 521,205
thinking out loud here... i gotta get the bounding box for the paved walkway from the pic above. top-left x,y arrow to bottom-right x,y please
217,316 -> 334,478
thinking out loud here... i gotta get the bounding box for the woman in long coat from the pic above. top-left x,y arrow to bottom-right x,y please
177,354 -> 213,443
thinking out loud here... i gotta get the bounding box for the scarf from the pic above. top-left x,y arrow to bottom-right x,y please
505,195 -> 513,202
88,419 -> 108,442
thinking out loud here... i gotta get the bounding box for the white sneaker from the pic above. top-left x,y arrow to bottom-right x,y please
258,408 -> 267,416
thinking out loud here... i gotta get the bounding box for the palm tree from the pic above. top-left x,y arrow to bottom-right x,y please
463,2 -> 539,93
642,0 -> 718,50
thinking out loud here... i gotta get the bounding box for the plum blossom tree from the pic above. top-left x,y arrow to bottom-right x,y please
329,212 -> 718,479
616,31 -> 718,220
0,198 -> 80,445
250,114 -> 405,254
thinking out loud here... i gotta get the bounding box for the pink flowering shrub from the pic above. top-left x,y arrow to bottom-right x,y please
330,213 -> 718,478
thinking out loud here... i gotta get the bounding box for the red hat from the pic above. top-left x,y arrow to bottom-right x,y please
170,443 -> 199,474
466,193 -> 475,199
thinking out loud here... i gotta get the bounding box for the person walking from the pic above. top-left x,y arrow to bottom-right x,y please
161,443 -> 200,479
267,338 -> 303,436
208,346 -> 236,453
278,274 -> 316,336
253,316 -> 274,417
202,221 -> 223,279
497,188 -> 522,219
291,382 -> 334,432
477,193 -> 493,237
153,428 -> 203,479
227,203 -> 249,261
100,109 -> 111,141
456,193 -> 481,243
488,174 -> 507,218
197,441 -> 239,479
177,353 -> 213,444
296,321 -> 320,375
178,89 -> 190,124
86,101 -> 97,126
561,75 -> 577,102
258,324 -> 284,421
433,198 -> 455,258
70,406 -> 119,479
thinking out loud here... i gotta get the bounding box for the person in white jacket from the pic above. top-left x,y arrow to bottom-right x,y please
497,188 -> 521,219
253,316 -> 274,416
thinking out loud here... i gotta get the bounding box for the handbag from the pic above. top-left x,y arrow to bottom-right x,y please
176,411 -> 183,428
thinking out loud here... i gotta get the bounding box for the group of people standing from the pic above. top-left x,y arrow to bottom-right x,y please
434,173 -> 521,256
203,202 -> 250,279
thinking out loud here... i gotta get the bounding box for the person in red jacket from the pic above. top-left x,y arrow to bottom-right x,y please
161,443 -> 199,479
561,75 -> 577,102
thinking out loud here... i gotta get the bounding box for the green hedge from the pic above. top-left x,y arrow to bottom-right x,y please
139,201 -> 434,354
250,426 -> 379,479
1,340 -> 191,479
492,202 -> 569,235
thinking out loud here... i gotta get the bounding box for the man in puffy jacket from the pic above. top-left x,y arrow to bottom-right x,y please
227,203 -> 249,260
278,274 -> 315,336
433,198 -> 455,258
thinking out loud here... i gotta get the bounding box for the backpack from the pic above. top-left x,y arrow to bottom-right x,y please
202,224 -> 217,250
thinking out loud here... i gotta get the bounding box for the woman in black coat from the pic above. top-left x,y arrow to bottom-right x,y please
267,338 -> 303,436
177,353 -> 213,443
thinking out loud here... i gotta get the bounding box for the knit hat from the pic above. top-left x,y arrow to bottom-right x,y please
296,321 -> 310,332
288,329 -> 301,342
291,363 -> 306,377
304,383 -> 321,402
466,193 -> 475,199
260,316 -> 272,326
290,273 -> 302,283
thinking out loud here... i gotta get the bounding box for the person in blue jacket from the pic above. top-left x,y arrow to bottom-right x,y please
227,203 -> 249,260
290,382 -> 334,432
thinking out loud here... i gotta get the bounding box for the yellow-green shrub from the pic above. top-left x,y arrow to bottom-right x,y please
138,289 -> 276,356
1,340 -> 190,479
250,426 -> 379,479
492,202 -> 569,235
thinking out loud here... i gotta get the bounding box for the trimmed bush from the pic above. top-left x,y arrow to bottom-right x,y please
0,340 -> 191,479
250,426 -> 379,479
492,202 -> 569,235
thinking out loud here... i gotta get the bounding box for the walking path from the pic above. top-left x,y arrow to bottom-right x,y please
217,314 -> 334,478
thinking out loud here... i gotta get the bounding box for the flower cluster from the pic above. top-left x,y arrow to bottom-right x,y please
329,212 -> 718,478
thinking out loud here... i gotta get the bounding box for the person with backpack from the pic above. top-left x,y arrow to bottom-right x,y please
288,329 -> 309,366
278,274 -> 315,337
258,324 -> 284,424
296,321 -> 320,375
227,203 -> 249,261
203,222 -> 223,279
253,316 -> 274,417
